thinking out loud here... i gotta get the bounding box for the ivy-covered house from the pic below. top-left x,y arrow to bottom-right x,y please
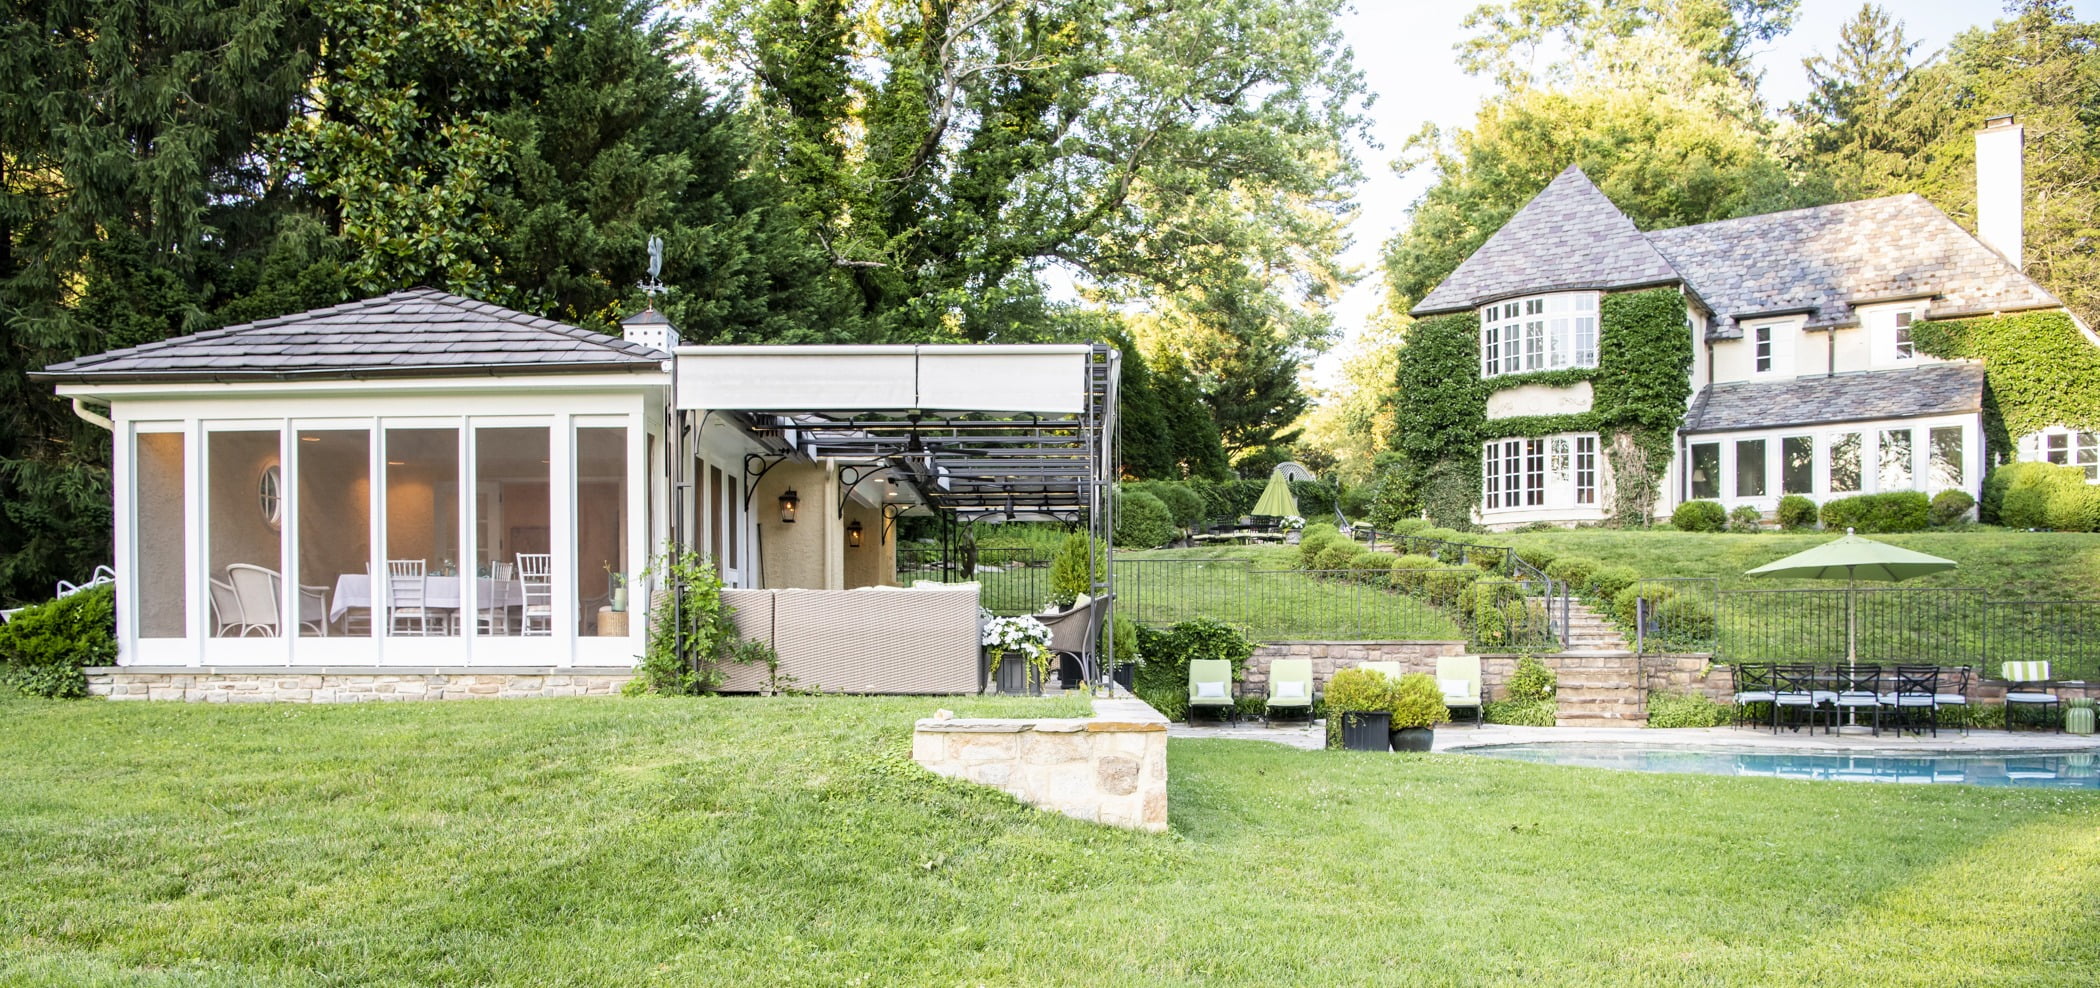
1406,116 -> 2098,530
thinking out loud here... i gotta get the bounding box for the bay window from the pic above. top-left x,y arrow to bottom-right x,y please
1481,293 -> 1599,379
1482,433 -> 1600,513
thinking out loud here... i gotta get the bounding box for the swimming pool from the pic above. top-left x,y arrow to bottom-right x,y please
1456,743 -> 2100,790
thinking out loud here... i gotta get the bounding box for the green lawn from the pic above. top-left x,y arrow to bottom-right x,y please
4,695 -> 2097,986
1116,544 -> 1464,640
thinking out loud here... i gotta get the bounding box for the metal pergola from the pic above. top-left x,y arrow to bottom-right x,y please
668,343 -> 1123,687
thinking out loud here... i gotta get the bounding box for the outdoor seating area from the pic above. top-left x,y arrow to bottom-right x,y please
1729,662 -> 2025,737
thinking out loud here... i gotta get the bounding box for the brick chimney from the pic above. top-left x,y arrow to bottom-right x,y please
1975,115 -> 2024,270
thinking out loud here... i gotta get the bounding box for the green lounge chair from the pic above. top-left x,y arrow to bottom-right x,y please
1267,658 -> 1315,725
1437,654 -> 1483,727
1359,661 -> 1401,680
1188,659 -> 1237,725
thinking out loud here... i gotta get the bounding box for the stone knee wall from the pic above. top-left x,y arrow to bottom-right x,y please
1642,654 -> 1732,700
1243,641 -> 1470,695
912,697 -> 1167,833
85,668 -> 632,702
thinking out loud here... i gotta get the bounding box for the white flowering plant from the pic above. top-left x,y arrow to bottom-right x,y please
1280,515 -> 1306,532
982,614 -> 1054,686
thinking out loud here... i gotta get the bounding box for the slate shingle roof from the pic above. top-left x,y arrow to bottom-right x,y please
1410,166 -> 1681,316
1645,194 -> 2059,339
35,289 -> 666,382
1680,363 -> 1986,434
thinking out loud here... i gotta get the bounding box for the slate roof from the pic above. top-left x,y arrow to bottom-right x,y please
1411,166 -> 1681,316
1680,363 -> 1986,434
1645,194 -> 2060,339
35,288 -> 667,383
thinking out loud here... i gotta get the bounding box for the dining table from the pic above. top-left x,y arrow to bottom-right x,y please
329,574 -> 529,626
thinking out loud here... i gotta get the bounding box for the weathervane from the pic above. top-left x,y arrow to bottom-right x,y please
640,235 -> 666,299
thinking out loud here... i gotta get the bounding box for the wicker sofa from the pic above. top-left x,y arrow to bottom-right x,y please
716,584 -> 982,694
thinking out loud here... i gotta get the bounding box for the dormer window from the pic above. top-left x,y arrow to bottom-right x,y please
1893,311 -> 1915,360
1480,292 -> 1598,379
1753,326 -> 1774,373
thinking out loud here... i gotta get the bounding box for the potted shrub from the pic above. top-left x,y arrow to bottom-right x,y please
1324,667 -> 1397,751
981,613 -> 1053,695
1388,673 -> 1449,752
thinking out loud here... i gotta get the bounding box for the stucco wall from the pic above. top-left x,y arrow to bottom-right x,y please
753,461 -> 837,589
841,497 -> 894,588
1485,380 -> 1594,420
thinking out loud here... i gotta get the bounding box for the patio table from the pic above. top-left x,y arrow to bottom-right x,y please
329,574 -> 526,625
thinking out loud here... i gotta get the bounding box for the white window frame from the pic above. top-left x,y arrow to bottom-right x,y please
2037,427 -> 2100,482
1480,292 -> 1600,379
1482,432 -> 1602,514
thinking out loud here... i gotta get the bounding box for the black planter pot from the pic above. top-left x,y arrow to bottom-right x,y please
1339,710 -> 1393,751
1390,726 -> 1434,752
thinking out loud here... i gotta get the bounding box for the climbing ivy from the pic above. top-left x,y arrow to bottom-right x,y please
1483,367 -> 1597,393
1390,312 -> 1483,525
1911,311 -> 2100,459
1593,288 -> 1693,524
1392,290 -> 1689,526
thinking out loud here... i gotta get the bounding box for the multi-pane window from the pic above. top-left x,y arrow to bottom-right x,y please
1879,428 -> 1914,491
1829,433 -> 1863,493
1575,436 -> 1597,505
1782,436 -> 1814,495
1525,440 -> 1546,505
1482,438 -> 1549,509
1753,326 -> 1774,374
2043,430 -> 2100,481
1735,439 -> 1767,498
1893,311 -> 1915,360
1929,427 -> 1964,489
1689,443 -> 1720,500
1481,293 -> 1599,378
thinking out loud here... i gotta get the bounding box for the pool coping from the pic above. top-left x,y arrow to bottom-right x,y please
1431,724 -> 2100,756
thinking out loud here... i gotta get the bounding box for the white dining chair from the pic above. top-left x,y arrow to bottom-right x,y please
225,564 -> 282,637
387,559 -> 433,636
208,575 -> 244,637
478,561 -> 515,635
517,553 -> 554,636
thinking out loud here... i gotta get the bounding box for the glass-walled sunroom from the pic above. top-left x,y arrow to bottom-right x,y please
119,405 -> 648,668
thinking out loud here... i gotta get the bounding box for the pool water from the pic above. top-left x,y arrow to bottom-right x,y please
1458,743 -> 2100,790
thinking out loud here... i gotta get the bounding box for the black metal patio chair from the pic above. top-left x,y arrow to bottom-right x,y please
1772,663 -> 1830,735
1730,663 -> 1775,729
1881,665 -> 1940,737
1828,664 -> 1881,737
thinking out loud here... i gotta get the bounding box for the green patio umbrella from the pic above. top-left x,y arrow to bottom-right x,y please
1743,529 -> 1957,664
1250,468 -> 1300,519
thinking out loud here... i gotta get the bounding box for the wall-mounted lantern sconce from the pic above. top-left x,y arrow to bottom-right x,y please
847,520 -> 864,548
779,489 -> 799,524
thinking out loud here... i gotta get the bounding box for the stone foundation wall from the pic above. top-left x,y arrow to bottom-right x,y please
912,697 -> 1167,833
1244,641 -> 1470,695
85,667 -> 632,702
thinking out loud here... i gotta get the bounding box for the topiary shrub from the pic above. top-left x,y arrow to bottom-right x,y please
1390,673 -> 1449,729
1614,582 -> 1674,629
1046,531 -> 1107,608
1388,554 -> 1440,594
1644,691 -> 1733,728
1928,489 -> 1976,527
2046,482 -> 2100,533
0,584 -> 117,699
1652,594 -> 1716,648
1982,461 -> 2083,527
1141,481 -> 1206,530
1350,551 -> 1397,585
1504,654 -> 1556,703
1776,494 -> 1818,531
1297,528 -> 1344,569
1543,556 -> 1599,593
1511,543 -> 1557,573
1671,499 -> 1727,532
1587,564 -> 1638,603
1726,504 -> 1763,533
1313,541 -> 1365,573
1821,491 -> 1928,533
1425,565 -> 1478,608
1113,488 -> 1177,548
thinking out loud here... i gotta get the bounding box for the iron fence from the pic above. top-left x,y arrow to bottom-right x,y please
1624,578 -> 1721,654
895,545 -> 1053,616
1984,601 -> 2100,681
1116,558 -> 1556,648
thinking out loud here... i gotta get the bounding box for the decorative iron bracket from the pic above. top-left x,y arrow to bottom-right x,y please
741,453 -> 786,511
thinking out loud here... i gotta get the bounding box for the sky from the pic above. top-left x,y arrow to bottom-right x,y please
1314,0 -> 2097,387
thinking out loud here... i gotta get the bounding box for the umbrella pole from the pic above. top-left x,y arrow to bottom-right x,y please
1846,571 -> 1857,727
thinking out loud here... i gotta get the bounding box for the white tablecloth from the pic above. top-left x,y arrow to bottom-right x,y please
329,575 -> 527,623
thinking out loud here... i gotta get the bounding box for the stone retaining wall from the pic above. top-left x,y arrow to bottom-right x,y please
912,697 -> 1167,833
1243,641 -> 1470,695
85,667 -> 632,702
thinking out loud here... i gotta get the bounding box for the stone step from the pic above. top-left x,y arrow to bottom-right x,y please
1556,713 -> 1649,727
1556,678 -> 1639,691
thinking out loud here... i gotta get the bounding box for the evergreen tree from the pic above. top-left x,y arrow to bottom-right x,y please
1792,5 -> 1926,198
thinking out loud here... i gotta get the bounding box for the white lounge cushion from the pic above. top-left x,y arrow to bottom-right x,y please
1274,681 -> 1306,699
1733,690 -> 1775,704
1194,681 -> 1227,699
2005,691 -> 2060,703
1933,694 -> 1969,705
1440,678 -> 1470,699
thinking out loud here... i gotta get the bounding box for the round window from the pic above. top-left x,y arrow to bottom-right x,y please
259,464 -> 282,530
